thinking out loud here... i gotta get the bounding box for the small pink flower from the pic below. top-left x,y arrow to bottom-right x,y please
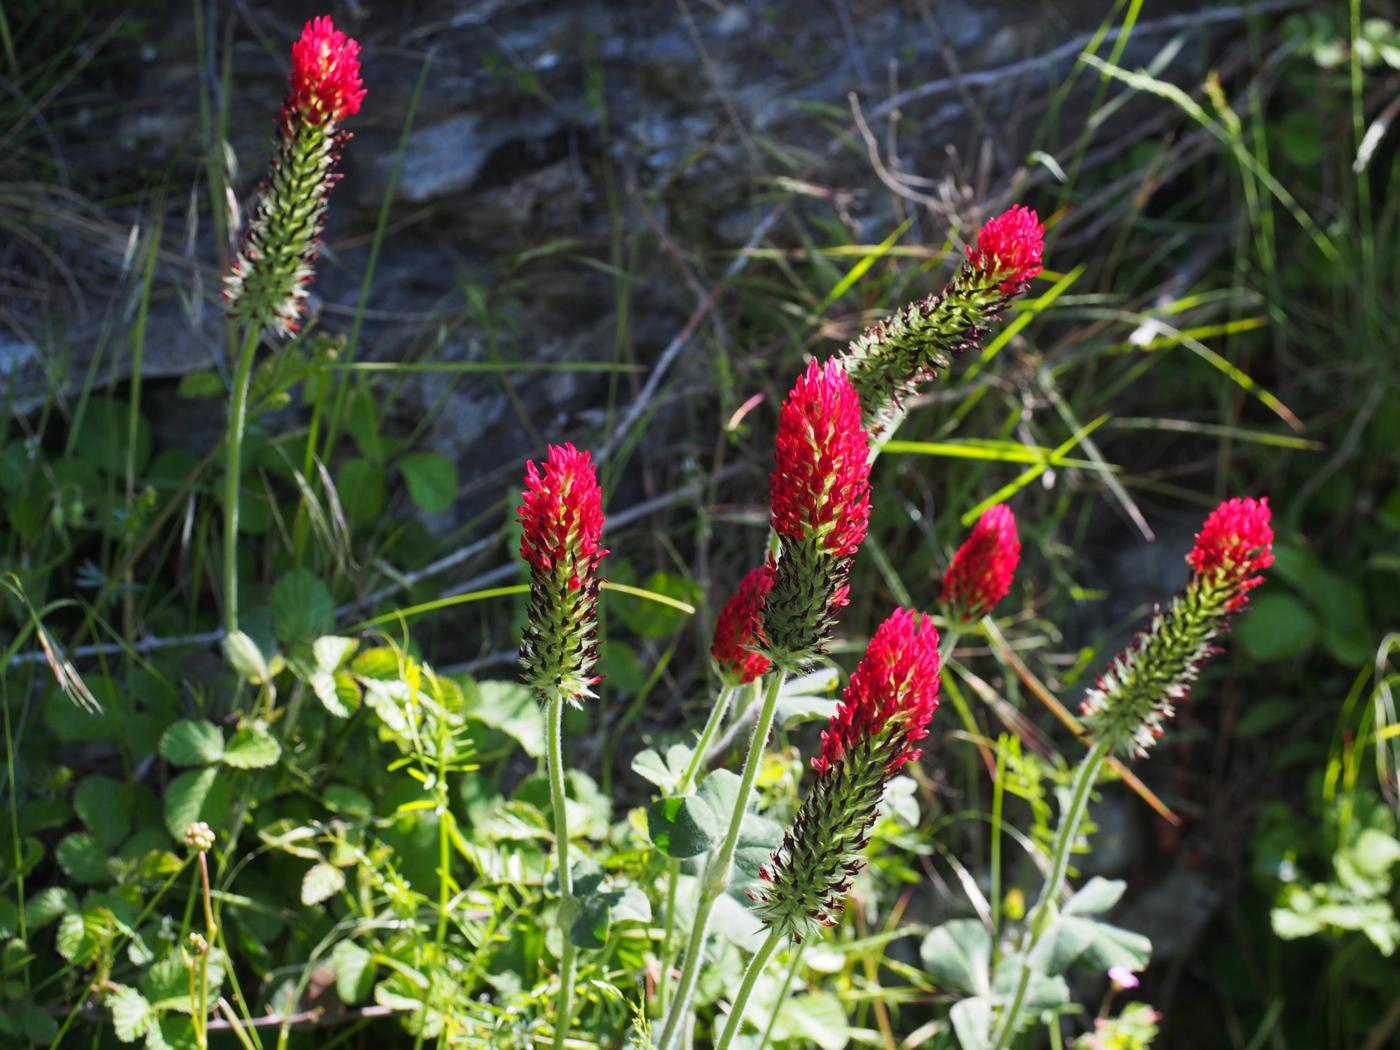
1108,966 -> 1140,990
1187,496 -> 1273,608
770,359 -> 872,557
288,16 -> 366,125
711,566 -> 774,685
814,608 -> 941,777
941,504 -> 1021,622
967,205 -> 1044,293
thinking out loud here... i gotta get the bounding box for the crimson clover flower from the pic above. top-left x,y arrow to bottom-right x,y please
840,205 -> 1045,431
517,443 -> 608,702
966,204 -> 1045,294
941,504 -> 1022,622
1186,496 -> 1275,609
1080,497 -> 1273,757
224,16 -> 365,337
711,565 -> 774,686
761,359 -> 872,668
753,609 -> 940,940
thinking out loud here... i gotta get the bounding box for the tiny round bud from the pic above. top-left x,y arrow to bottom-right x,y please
184,822 -> 215,852
188,932 -> 209,955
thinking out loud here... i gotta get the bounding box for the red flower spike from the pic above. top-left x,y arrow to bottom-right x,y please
967,205 -> 1044,294
1187,496 -> 1273,607
814,608 -> 941,778
1079,496 -> 1274,758
517,444 -> 608,702
517,443 -> 606,583
288,16 -> 366,125
770,359 -> 871,556
941,504 -> 1021,622
711,566 -> 774,685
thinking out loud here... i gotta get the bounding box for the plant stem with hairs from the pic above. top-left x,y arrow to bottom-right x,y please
656,670 -> 786,1050
659,681 -> 740,1014
988,738 -> 1110,1050
712,927 -> 785,1050
222,325 -> 261,635
548,688 -> 579,1050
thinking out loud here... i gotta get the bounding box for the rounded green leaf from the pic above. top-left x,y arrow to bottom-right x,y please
1237,592 -> 1319,662
159,720 -> 225,767
222,724 -> 282,770
398,452 -> 457,514
164,766 -> 231,840
270,569 -> 335,644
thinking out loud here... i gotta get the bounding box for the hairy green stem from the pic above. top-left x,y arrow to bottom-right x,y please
988,738 -> 1110,1050
756,942 -> 805,1050
222,325 -> 262,635
656,671 -> 785,1050
660,682 -> 740,1015
547,690 -> 578,1050
712,927 -> 785,1050
679,682 -> 738,793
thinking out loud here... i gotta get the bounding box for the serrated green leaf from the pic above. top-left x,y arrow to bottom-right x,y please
270,570 -> 336,644
222,724 -> 281,769
107,984 -> 155,1042
921,919 -> 992,996
74,773 -> 133,848
56,831 -> 111,884
332,940 -> 376,1003
398,452 -> 457,514
336,457 -> 385,527
469,680 -> 544,758
159,720 -> 224,766
1237,592 -> 1318,662
164,766 -> 232,840
25,886 -> 78,930
302,862 -> 346,906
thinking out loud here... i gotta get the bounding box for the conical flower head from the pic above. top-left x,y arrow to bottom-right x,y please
840,205 -> 1045,430
711,565 -> 774,686
1080,497 -> 1273,757
1187,497 -> 1273,609
224,16 -> 364,337
941,504 -> 1021,622
761,360 -> 872,667
815,608 -> 941,776
753,609 -> 940,940
518,443 -> 608,702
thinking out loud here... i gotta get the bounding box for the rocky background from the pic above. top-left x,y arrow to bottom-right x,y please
5,0 -> 1242,506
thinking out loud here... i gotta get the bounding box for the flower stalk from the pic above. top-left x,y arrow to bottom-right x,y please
220,16 -> 362,637
516,442 -> 607,1050
989,497 -> 1272,1047
655,669 -> 786,1050
840,206 -> 1044,434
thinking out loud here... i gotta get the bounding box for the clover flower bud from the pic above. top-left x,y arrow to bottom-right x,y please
711,565 -> 774,686
841,205 -> 1045,431
518,443 -> 607,703
752,609 -> 940,940
941,504 -> 1021,622
1080,497 -> 1273,758
761,360 -> 872,668
184,822 -> 215,853
224,16 -> 365,337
